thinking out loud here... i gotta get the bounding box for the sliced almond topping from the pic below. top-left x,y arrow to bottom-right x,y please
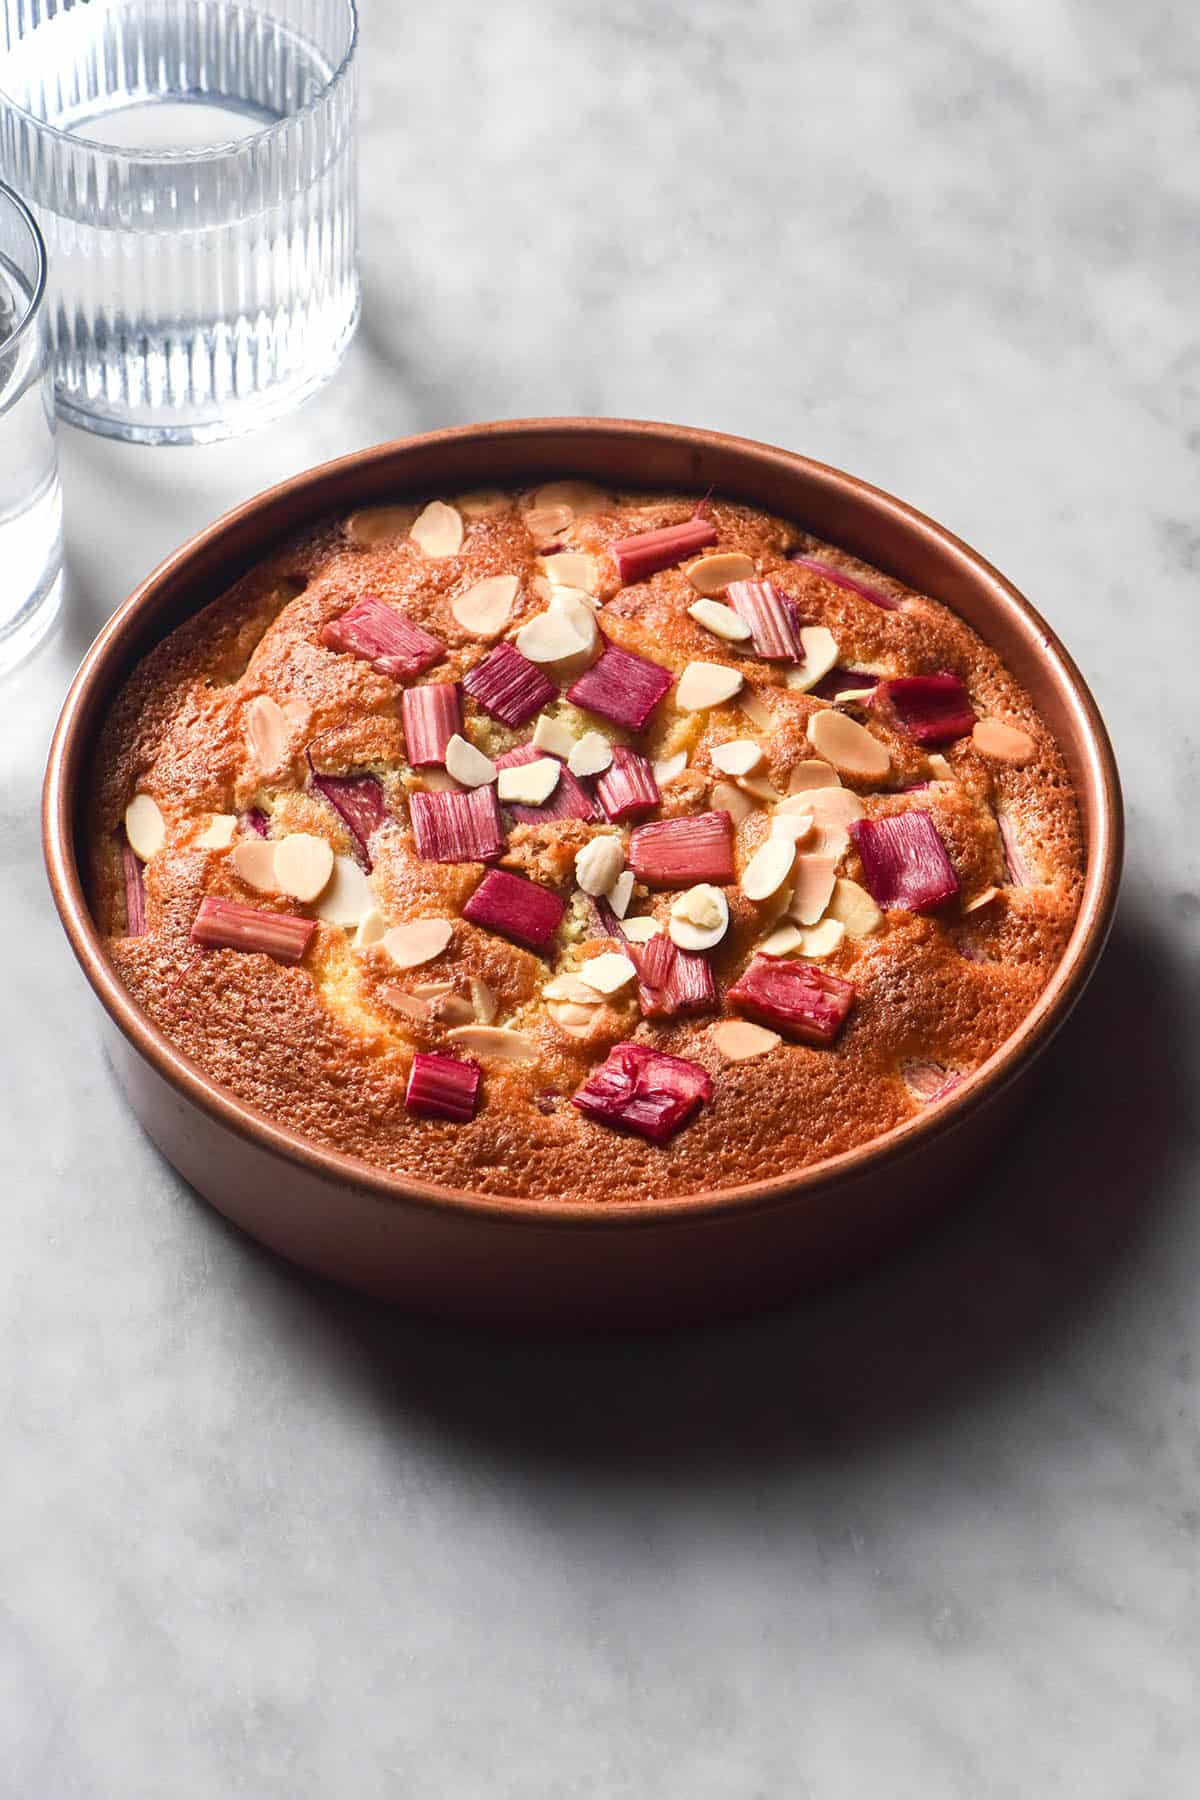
711,738 -> 764,777
688,598 -> 754,643
798,917 -> 846,958
274,833 -> 335,903
410,500 -> 464,558
575,834 -> 625,896
354,908 -> 387,949
548,1001 -> 599,1037
797,786 -> 866,830
972,719 -> 1035,765
314,854 -> 374,926
378,985 -> 433,1023
741,834 -> 796,902
437,995 -> 477,1026
739,688 -> 773,730
456,488 -> 510,519
345,506 -> 412,546
652,750 -> 688,784
677,661 -> 744,711
927,753 -> 955,781
383,917 -> 454,969
686,552 -> 756,596
451,573 -> 519,638
834,687 -> 877,705
808,709 -> 890,780
711,779 -> 756,824
196,813 -> 238,851
789,853 -> 839,925
621,915 -> 662,943
410,981 -> 455,999
567,730 -> 613,778
445,733 -> 498,788
532,480 -> 608,517
469,976 -> 498,1024
963,885 -> 1000,913
532,714 -> 577,759
736,771 -> 781,804
785,626 -> 840,694
578,951 -> 638,995
244,694 -> 290,775
540,551 -> 599,593
231,839 -> 279,892
515,604 -> 594,667
447,1024 -> 537,1061
711,1020 -> 781,1062
770,810 -> 813,845
826,876 -> 883,938
668,883 -> 729,951
609,870 -> 635,917
543,973 -> 605,1003
758,922 -> 804,956
498,756 -> 560,806
124,794 -> 166,862
788,759 -> 842,794
524,503 -> 573,544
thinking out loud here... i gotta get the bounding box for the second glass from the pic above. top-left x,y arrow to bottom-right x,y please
0,0 -> 359,445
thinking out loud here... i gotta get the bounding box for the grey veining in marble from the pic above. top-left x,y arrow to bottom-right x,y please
3,0 -> 1199,1793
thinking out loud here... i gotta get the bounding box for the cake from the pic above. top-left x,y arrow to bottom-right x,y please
87,480 -> 1083,1204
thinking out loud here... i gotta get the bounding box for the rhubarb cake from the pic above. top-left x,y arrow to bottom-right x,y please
87,482 -> 1083,1204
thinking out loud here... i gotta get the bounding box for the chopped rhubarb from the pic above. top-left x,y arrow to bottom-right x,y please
566,641 -> 674,731
462,641 -> 556,728
726,579 -> 805,660
632,930 -> 675,990
997,811 -> 1031,887
571,1042 -> 713,1143
239,808 -> 270,838
629,810 -> 734,887
590,896 -> 628,942
494,744 -> 596,822
309,768 -> 389,869
190,897 -> 316,963
610,518 -> 718,584
121,838 -> 146,936
462,867 -> 565,952
811,666 -> 880,702
633,935 -> 717,1018
410,785 -> 504,863
596,746 -> 660,821
789,554 -> 900,611
849,811 -> 959,912
727,955 -> 855,1046
320,596 -> 444,679
401,681 -> 463,767
405,1051 -> 481,1123
878,672 -> 975,746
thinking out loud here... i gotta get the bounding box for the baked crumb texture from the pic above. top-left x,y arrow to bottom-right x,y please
88,484 -> 1083,1204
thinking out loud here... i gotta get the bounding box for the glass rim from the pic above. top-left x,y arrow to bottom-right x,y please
0,0 -> 359,166
0,179 -> 47,355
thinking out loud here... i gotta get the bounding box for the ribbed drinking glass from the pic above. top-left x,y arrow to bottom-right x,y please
0,0 -> 359,444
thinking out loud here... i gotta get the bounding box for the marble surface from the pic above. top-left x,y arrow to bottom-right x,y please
4,0 -> 1199,1792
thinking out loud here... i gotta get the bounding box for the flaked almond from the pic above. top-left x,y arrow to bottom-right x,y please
378,985 -> 433,1023
770,810 -> 813,845
686,552 -> 756,596
456,488 -> 509,518
532,480 -> 608,517
963,885 -> 1000,913
927,753 -> 955,781
711,1020 -> 781,1062
785,626 -> 840,694
231,839 -> 279,892
540,552 -> 599,593
567,730 -> 613,778
688,598 -> 753,643
795,786 -> 866,830
354,908 -> 387,949
578,951 -> 638,995
411,981 -> 455,999
544,973 -> 605,1003
789,853 -> 839,925
516,604 -> 594,667
668,883 -> 729,951
575,835 -> 625,896
281,697 -> 311,736
345,505 -> 412,546
548,1001 -> 599,1037
788,759 -> 842,794
314,853 -> 374,926
736,771 -> 781,804
447,1024 -> 537,1061
274,833 -> 335,903
798,917 -> 846,958
652,750 -> 688,785
835,687 -> 877,705
244,694 -> 290,775
711,738 -> 763,777
758,922 -> 804,956
808,708 -> 890,780
437,994 -> 477,1026
621,915 -> 662,943
383,917 -> 454,969
826,876 -> 883,938
451,573 -> 519,638
124,794 -> 165,862
532,714 -> 577,759
410,500 -> 463,558
445,733 -> 498,788
609,870 -> 635,917
972,719 -> 1035,765
197,813 -> 238,851
470,975 -> 498,1024
741,835 -> 796,902
523,503 -> 573,544
498,756 -> 560,806
677,661 -> 743,711
711,779 -> 756,824
739,688 -> 773,730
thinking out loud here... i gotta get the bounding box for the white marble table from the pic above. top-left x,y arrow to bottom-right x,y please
4,1 -> 1198,1792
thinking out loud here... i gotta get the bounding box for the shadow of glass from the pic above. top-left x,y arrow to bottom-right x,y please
213,900 -> 1191,1482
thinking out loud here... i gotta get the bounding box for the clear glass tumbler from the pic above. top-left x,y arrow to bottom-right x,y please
0,0 -> 359,445
0,180 -> 63,670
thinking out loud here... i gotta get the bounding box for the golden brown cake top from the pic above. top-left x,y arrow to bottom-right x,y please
88,481 -> 1082,1203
